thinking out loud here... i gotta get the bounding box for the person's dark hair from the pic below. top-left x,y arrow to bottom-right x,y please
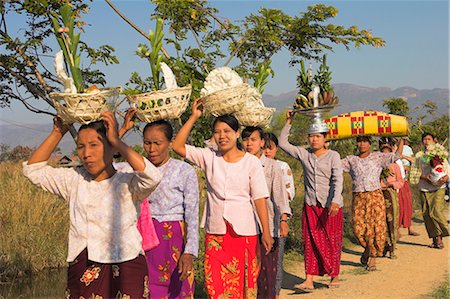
212,114 -> 240,132
356,135 -> 372,144
379,137 -> 395,149
143,120 -> 173,140
78,121 -> 109,144
262,132 -> 278,149
241,126 -> 264,140
380,144 -> 392,152
422,132 -> 435,141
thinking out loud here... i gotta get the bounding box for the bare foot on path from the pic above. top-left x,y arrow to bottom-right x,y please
280,224 -> 449,299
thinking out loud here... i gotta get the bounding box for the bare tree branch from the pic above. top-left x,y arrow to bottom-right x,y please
104,0 -> 170,59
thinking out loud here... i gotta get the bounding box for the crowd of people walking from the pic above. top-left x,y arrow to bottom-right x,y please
23,101 -> 449,298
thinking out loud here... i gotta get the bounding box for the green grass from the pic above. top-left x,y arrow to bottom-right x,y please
431,277 -> 450,299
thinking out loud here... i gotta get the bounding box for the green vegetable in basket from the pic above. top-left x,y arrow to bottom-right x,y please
50,3 -> 84,93
253,61 -> 274,94
136,18 -> 165,91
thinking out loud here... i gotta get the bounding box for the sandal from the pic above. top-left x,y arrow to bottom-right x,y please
389,252 -> 397,259
366,264 -> 377,271
295,283 -> 314,292
408,231 -> 420,236
360,254 -> 369,266
329,282 -> 340,289
428,243 -> 444,249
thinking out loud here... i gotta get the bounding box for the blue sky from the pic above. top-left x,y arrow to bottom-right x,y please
1,0 -> 449,125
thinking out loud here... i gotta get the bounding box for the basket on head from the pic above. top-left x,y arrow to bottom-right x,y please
126,85 -> 192,123
234,107 -> 275,128
50,87 -> 121,125
202,84 -> 248,117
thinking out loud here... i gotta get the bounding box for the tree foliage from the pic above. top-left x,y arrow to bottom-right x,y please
3,1 -> 386,146
382,97 -> 409,116
120,0 -> 385,145
0,0 -> 119,117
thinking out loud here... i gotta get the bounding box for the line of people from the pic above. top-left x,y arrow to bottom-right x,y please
22,101 -> 449,298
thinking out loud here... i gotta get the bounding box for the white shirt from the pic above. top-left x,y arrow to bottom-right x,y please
276,160 -> 296,201
23,159 -> 161,263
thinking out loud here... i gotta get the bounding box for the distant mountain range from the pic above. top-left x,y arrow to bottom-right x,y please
1,83 -> 448,154
263,83 -> 449,117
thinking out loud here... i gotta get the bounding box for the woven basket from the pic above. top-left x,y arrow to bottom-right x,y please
234,106 -> 275,128
127,85 -> 192,123
202,84 -> 248,117
50,87 -> 121,124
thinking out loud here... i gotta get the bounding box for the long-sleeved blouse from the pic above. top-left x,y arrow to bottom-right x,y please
279,123 -> 343,207
23,159 -> 161,263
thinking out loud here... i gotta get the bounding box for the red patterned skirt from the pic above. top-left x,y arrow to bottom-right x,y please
204,222 -> 260,299
302,204 -> 343,277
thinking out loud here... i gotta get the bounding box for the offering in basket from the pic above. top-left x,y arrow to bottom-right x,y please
49,4 -> 120,125
126,62 -> 192,123
125,19 -> 191,123
233,86 -> 275,128
200,67 -> 247,117
50,86 -> 121,125
292,55 -> 339,112
233,62 -> 276,128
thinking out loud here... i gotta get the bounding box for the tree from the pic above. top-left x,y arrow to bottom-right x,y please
3,1 -> 385,146
110,0 -> 385,145
0,1 -> 119,138
382,97 -> 409,116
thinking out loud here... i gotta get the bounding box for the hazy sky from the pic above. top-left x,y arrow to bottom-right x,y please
1,0 -> 449,125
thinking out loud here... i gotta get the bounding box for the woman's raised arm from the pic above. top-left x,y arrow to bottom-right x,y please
172,98 -> 203,158
28,117 -> 69,165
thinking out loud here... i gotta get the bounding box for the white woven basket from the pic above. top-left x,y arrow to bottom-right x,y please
234,106 -> 275,128
127,85 -> 192,123
50,87 -> 121,125
202,83 -> 248,117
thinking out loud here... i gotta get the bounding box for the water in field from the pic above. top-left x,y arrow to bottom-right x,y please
0,268 -> 67,298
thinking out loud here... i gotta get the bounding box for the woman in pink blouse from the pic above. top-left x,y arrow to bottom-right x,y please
172,98 -> 273,299
23,113 -> 162,298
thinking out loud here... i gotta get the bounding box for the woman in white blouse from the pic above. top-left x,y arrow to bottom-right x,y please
22,112 -> 161,298
172,98 -> 273,299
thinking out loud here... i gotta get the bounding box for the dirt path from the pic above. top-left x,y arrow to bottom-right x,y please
280,222 -> 449,299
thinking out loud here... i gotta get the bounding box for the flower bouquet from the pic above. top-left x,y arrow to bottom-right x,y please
49,3 -> 120,124
124,19 -> 191,122
421,143 -> 449,185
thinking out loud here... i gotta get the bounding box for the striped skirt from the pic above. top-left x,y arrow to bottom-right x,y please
398,180 -> 413,228
302,204 -> 343,277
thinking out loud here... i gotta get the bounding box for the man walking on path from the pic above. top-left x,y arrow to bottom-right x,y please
409,133 -> 449,249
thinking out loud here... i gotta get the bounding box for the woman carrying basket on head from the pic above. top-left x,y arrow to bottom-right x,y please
172,98 -> 274,299
341,135 -> 403,271
118,109 -> 199,299
23,112 -> 162,298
